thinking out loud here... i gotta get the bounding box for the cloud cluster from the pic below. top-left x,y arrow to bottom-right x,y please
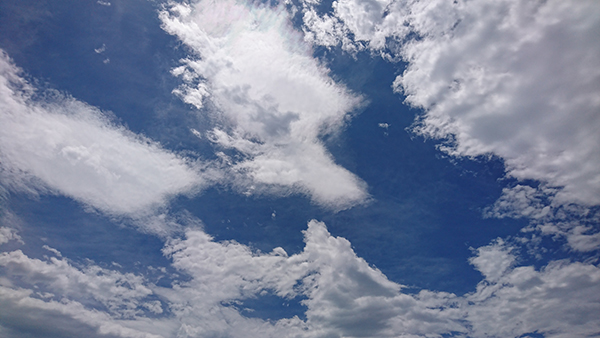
395,0 -> 600,207
160,0 -> 369,210
303,0 -> 600,206
2,218 -> 599,338
466,241 -> 600,338
0,50 -> 206,218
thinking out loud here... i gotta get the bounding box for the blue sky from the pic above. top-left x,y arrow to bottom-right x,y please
0,0 -> 599,337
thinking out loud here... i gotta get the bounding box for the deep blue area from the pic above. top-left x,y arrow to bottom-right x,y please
233,294 -> 308,321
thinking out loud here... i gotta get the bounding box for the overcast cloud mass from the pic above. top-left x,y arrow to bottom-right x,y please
0,0 -> 599,337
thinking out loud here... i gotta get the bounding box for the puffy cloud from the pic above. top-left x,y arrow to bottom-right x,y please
0,50 -> 207,217
301,0 -> 410,53
395,0 -> 600,208
467,253 -> 600,337
0,250 -> 159,319
157,219 -> 468,337
0,286 -> 169,338
485,184 -> 600,252
303,0 -> 600,207
2,217 -> 600,337
159,0 -> 369,210
0,251 -> 175,338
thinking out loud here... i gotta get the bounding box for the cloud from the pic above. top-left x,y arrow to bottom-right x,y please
303,0 -> 600,207
485,184 -> 600,252
2,217 -> 600,337
0,50 -> 208,218
467,243 -> 600,338
159,0 -> 369,210
0,227 -> 21,246
0,251 -> 175,338
300,0 -> 600,253
394,0 -> 600,208
0,250 -> 159,319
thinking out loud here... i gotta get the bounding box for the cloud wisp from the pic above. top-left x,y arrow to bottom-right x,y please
160,0 -> 369,210
0,50 -> 208,220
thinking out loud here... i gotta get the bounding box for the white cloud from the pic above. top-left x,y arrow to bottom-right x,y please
0,227 -> 21,246
485,184 -> 600,252
300,0 -> 600,252
156,219 -> 468,337
468,239 -> 515,283
2,217 -> 600,337
303,0 -> 600,207
0,250 -> 158,319
160,0 -> 369,210
393,0 -> 600,208
0,50 -> 207,217
0,250 -> 176,338
467,258 -> 600,338
0,286 -> 168,338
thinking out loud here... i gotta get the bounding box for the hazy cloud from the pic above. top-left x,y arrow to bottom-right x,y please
0,50 -> 207,217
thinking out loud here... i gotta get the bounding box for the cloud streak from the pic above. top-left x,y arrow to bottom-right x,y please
0,50 -> 207,218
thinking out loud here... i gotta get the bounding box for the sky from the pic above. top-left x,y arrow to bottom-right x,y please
0,0 -> 599,337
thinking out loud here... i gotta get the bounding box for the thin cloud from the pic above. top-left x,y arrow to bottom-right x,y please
0,50 -> 208,218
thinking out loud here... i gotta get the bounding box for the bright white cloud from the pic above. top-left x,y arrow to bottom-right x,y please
0,50 -> 207,217
160,0 -> 369,210
485,184 -> 600,252
0,250 -> 158,319
395,0 -> 600,208
0,250 -> 176,338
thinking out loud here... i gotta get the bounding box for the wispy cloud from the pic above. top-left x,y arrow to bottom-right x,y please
0,51 -> 209,219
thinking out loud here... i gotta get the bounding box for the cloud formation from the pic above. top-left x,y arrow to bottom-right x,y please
300,0 -> 600,251
160,0 -> 369,210
303,0 -> 600,207
2,218 -> 599,338
0,51 -> 205,217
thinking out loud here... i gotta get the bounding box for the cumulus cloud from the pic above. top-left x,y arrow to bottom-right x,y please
300,0 -> 600,251
0,250 -> 175,338
485,184 -> 600,252
159,0 -> 369,210
395,0 -> 600,208
0,250 -> 159,319
467,242 -> 600,338
0,50 -> 207,217
2,217 -> 600,337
